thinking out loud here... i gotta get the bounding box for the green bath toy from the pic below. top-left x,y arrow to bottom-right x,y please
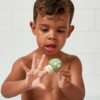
45,58 -> 62,73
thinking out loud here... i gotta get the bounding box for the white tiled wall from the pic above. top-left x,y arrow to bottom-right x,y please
96,9 -> 100,31
0,9 -> 12,31
0,0 -> 100,100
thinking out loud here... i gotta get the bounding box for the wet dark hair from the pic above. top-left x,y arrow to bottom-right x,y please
33,0 -> 74,24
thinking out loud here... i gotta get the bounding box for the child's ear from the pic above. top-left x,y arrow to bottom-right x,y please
30,21 -> 36,35
66,25 -> 74,38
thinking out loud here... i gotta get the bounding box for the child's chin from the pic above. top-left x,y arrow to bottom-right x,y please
44,49 -> 59,56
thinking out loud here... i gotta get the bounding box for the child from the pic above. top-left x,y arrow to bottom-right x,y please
1,0 -> 85,100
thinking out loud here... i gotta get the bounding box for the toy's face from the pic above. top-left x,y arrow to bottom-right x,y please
31,12 -> 74,56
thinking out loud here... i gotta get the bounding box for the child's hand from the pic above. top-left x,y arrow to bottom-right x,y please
21,54 -> 47,90
56,70 -> 71,88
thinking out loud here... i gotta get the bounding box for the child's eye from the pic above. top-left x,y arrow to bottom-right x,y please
40,29 -> 48,32
57,30 -> 66,33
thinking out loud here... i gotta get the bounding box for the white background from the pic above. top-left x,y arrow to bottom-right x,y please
0,0 -> 100,100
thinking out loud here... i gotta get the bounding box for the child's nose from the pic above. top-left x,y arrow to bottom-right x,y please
48,31 -> 56,40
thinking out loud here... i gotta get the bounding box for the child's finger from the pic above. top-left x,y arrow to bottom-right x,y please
20,62 -> 29,72
56,72 -> 62,81
39,70 -> 47,79
37,54 -> 46,70
62,76 -> 71,87
38,83 -> 46,90
60,70 -> 71,78
26,75 -> 32,87
63,72 -> 71,78
32,54 -> 37,69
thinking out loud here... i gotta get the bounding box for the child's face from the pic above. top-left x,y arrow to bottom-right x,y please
30,13 -> 74,56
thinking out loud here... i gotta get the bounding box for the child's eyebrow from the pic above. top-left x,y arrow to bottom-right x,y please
39,24 -> 48,27
58,26 -> 67,29
39,24 -> 67,29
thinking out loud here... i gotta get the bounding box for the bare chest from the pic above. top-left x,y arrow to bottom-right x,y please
22,73 -> 67,100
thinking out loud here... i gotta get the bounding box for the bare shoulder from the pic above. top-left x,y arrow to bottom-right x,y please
63,53 -> 85,90
13,52 -> 34,69
62,52 -> 81,66
62,52 -> 82,74
68,54 -> 82,67
66,54 -> 84,83
69,54 -> 82,71
4,54 -> 33,82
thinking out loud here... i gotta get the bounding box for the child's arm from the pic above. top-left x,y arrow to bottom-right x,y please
56,56 -> 85,100
1,54 -> 47,98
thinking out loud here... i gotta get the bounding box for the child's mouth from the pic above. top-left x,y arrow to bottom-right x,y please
45,44 -> 56,52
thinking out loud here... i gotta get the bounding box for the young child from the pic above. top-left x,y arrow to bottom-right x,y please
1,0 -> 85,100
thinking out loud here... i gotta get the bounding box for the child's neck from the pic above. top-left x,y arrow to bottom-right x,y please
35,49 -> 62,60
